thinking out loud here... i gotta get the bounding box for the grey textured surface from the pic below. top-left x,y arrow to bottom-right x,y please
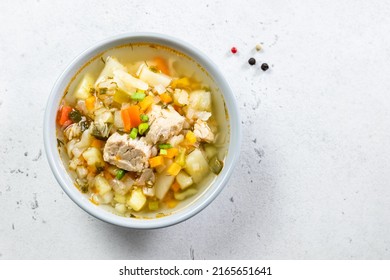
1,0 -> 390,259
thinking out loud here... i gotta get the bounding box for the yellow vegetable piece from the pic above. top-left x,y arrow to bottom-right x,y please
185,131 -> 197,145
113,88 -> 131,104
164,148 -> 178,159
149,156 -> 164,168
167,162 -> 182,176
166,199 -> 178,209
139,95 -> 154,111
85,96 -> 96,111
160,93 -> 173,104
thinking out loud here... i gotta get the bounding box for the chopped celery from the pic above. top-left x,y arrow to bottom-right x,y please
113,88 -> 131,104
129,128 -> 138,139
209,156 -> 223,174
138,123 -> 149,135
175,147 -> 186,167
115,169 -> 126,180
160,149 -> 167,155
148,201 -> 159,211
140,114 -> 149,122
158,143 -> 172,149
131,91 -> 146,101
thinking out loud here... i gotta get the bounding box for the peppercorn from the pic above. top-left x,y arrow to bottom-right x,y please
248,57 -> 256,65
255,44 -> 262,51
231,47 -> 237,54
261,63 -> 269,71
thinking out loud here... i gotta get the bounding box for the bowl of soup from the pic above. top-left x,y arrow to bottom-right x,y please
44,33 -> 241,229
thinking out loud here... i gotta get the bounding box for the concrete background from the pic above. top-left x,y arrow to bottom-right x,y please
1,0 -> 390,259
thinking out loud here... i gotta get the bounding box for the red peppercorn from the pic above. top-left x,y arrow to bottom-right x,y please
231,47 -> 237,54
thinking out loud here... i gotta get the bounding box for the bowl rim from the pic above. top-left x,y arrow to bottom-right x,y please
43,32 -> 241,229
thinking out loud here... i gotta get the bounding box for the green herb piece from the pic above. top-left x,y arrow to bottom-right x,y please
140,114 -> 149,122
96,166 -> 105,173
131,92 -> 146,101
57,138 -> 64,147
149,66 -> 158,73
158,143 -> 172,149
115,169 -> 126,180
138,123 -> 149,135
99,88 -> 108,95
148,201 -> 159,211
68,110 -> 82,122
129,128 -> 138,139
160,149 -> 167,155
209,156 -> 223,174
79,121 -> 90,132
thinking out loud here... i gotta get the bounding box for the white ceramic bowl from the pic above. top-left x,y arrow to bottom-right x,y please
44,32 -> 241,229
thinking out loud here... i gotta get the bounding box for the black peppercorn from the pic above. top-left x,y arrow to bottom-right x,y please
248,57 -> 256,65
261,63 -> 269,71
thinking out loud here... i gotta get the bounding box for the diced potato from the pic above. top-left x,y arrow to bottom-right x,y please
142,186 -> 155,197
100,191 -> 114,204
114,193 -> 127,204
114,69 -> 148,91
75,128 -> 93,150
94,175 -> 112,195
185,149 -> 210,183
174,188 -> 198,201
95,56 -> 127,86
69,157 -> 81,170
115,203 -> 127,214
155,170 -> 175,200
138,64 -> 172,87
95,110 -> 113,124
82,147 -> 103,167
173,89 -> 189,106
188,90 -> 211,111
127,188 -> 147,211
76,166 -> 88,178
74,73 -> 95,100
176,171 -> 193,190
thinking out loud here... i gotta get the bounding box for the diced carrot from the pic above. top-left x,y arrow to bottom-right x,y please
139,95 -> 154,112
121,108 -> 132,132
57,106 -> 72,126
166,199 -> 178,209
163,190 -> 174,202
104,170 -> 113,180
164,148 -> 178,159
127,105 -> 141,128
154,57 -> 170,75
149,156 -> 164,168
91,139 -> 104,149
87,165 -> 97,174
85,96 -> 96,111
167,162 -> 182,176
171,181 -> 181,192
160,93 -> 172,104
